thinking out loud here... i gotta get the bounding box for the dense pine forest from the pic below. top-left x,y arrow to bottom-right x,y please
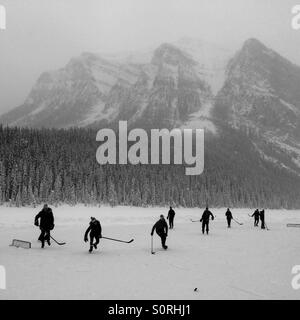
0,125 -> 299,209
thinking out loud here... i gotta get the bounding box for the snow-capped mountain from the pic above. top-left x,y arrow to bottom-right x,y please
174,37 -> 233,94
214,38 -> 300,173
0,38 -> 227,131
113,43 -> 213,129
0,37 -> 300,174
0,52 -> 141,128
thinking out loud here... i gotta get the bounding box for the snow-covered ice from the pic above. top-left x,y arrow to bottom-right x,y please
0,205 -> 300,300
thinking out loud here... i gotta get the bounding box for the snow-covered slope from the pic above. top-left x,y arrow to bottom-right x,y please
174,37 -> 234,94
0,38 -> 230,132
124,43 -> 213,129
0,37 -> 299,175
214,38 -> 300,173
0,53 -> 141,128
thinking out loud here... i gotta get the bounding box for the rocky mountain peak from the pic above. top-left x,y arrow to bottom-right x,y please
151,43 -> 196,68
1,38 -> 299,175
241,38 -> 266,51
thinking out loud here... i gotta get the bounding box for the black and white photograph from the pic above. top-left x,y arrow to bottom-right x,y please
0,0 -> 300,303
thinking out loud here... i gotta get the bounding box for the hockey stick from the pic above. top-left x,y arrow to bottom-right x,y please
50,235 -> 66,246
191,217 -> 215,222
287,224 -> 300,227
264,223 -> 269,231
233,218 -> 243,225
101,236 -> 134,244
151,235 -> 155,254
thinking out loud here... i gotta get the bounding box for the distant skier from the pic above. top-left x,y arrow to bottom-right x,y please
260,209 -> 265,229
200,207 -> 214,235
225,208 -> 233,228
251,209 -> 260,227
34,204 -> 55,248
84,217 -> 102,253
151,215 -> 168,250
167,206 -> 176,229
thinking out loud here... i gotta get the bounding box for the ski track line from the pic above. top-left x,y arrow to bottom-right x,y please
167,262 -> 189,271
229,285 -> 269,299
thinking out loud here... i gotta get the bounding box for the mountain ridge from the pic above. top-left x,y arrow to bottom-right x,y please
1,37 -> 299,178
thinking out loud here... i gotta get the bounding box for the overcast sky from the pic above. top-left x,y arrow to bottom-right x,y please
0,0 -> 300,114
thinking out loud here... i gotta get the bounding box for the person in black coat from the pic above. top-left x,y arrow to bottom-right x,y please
200,207 -> 214,234
225,208 -> 233,228
151,215 -> 168,249
34,204 -> 55,248
260,209 -> 265,229
167,206 -> 176,229
251,209 -> 260,227
84,217 -> 102,253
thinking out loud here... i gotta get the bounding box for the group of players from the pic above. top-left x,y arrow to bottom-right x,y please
34,204 -> 266,253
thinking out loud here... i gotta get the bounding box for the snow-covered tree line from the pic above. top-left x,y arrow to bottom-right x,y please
0,125 -> 299,208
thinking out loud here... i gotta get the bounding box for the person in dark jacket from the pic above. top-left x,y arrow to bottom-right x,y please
260,209 -> 265,229
225,208 -> 233,228
251,209 -> 260,227
167,206 -> 176,229
34,204 -> 54,248
84,217 -> 102,253
151,215 -> 168,249
200,207 -> 214,234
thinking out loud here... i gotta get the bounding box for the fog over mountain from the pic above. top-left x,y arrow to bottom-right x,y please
1,0 -> 300,114
1,37 -> 299,176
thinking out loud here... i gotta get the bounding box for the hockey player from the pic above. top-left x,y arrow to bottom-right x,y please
260,209 -> 266,229
251,209 -> 260,227
225,208 -> 233,228
151,215 -> 168,250
200,207 -> 214,234
34,204 -> 55,248
167,206 -> 176,229
84,217 -> 102,253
